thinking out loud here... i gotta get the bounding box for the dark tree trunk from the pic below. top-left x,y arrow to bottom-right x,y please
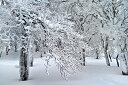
1,0 -> 5,5
35,45 -> 39,52
82,55 -> 85,66
82,49 -> 85,66
20,48 -> 29,81
41,53 -> 43,57
0,51 -> 2,58
116,55 -> 119,67
14,42 -> 17,52
34,41 -> 39,52
30,56 -> 33,67
104,37 -> 110,66
96,55 -> 99,59
104,50 -> 110,66
6,46 -> 10,55
109,54 -> 112,62
95,49 -> 99,59
120,38 -> 128,75
120,53 -> 128,75
20,27 -> 29,81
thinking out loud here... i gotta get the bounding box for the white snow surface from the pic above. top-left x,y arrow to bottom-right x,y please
0,52 -> 128,85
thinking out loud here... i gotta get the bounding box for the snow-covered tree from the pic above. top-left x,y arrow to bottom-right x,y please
0,0 -> 128,81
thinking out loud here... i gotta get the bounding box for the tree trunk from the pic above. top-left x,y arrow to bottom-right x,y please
104,50 -> 110,66
82,49 -> 85,66
120,53 -> 128,75
14,42 -> 17,52
116,55 -> 119,67
109,54 -> 112,62
104,37 -> 110,66
20,48 -> 29,81
20,27 -> 29,81
41,53 -> 43,57
34,41 -> 39,52
1,0 -> 5,5
30,56 -> 33,67
0,51 -> 2,58
6,46 -> 10,55
82,54 -> 85,66
95,49 -> 99,59
35,45 -> 39,52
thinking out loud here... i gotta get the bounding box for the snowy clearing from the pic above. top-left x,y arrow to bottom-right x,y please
0,52 -> 128,85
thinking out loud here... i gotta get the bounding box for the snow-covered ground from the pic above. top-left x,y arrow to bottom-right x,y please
0,52 -> 128,85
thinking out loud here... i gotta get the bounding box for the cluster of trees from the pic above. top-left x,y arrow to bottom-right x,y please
0,0 -> 128,81
61,0 -> 128,74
